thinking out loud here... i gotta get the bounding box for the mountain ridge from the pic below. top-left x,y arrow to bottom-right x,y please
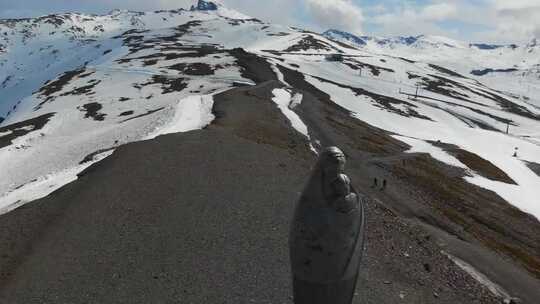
1,0 -> 539,226
323,28 -> 540,104
323,28 -> 538,51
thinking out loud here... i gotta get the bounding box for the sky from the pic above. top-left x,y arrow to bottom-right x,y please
1,0 -> 539,44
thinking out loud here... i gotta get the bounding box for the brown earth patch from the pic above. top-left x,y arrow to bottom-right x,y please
431,142 -> 516,184
429,64 -> 467,79
119,108 -> 165,123
60,79 -> 101,97
0,113 -> 55,149
138,76 -> 187,94
211,81 -> 310,159
525,161 -> 540,177
227,48 -> 277,84
389,154 -> 540,280
284,35 -> 340,53
119,110 -> 134,117
342,58 -> 395,76
79,102 -> 106,121
35,68 -> 92,109
167,62 -> 215,76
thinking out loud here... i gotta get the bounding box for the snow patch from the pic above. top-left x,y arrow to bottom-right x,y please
306,74 -> 540,220
393,135 -> 467,169
271,88 -> 309,138
147,94 -> 216,139
269,61 -> 290,87
465,173 -> 540,219
0,130 -> 13,137
394,135 -> 540,218
0,150 -> 114,215
290,92 -> 303,109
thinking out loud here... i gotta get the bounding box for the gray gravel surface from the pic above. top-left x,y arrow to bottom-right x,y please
0,129 -> 309,304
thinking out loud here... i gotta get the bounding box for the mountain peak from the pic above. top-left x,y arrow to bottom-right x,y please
323,29 -> 366,46
190,0 -> 221,11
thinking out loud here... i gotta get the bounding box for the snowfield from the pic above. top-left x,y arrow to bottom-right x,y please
0,150 -> 113,215
1,1 -> 540,221
146,94 -> 217,139
272,88 -> 308,138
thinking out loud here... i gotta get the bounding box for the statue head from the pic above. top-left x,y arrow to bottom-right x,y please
320,147 -> 346,178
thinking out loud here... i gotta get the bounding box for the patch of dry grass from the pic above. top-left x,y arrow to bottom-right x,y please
390,154 -> 540,279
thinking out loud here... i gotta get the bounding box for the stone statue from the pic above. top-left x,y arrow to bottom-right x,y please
289,147 -> 365,304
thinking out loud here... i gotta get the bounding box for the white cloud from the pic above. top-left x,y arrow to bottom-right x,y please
303,0 -> 364,34
419,2 -> 457,21
223,0 -> 304,26
370,2 -> 459,38
486,0 -> 540,43
492,0 -> 540,11
365,0 -> 540,43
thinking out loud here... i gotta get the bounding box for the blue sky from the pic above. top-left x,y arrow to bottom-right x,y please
1,0 -> 539,44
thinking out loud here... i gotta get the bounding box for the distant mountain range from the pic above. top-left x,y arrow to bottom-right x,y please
323,29 -> 538,51
323,29 -> 540,99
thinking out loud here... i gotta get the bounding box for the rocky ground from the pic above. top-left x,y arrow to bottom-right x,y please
1,80 -> 534,303
277,64 -> 540,303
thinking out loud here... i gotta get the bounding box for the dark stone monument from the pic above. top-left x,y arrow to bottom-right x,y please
289,147 -> 366,304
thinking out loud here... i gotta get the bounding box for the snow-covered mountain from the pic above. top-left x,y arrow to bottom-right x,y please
323,29 -> 540,107
1,0 -> 540,292
1,0 -> 539,217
